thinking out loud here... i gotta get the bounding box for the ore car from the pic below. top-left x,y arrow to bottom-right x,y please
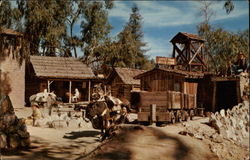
134,67 -> 204,124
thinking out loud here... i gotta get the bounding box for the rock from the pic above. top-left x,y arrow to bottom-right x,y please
178,131 -> 188,136
210,134 -> 223,143
220,109 -> 225,117
209,119 -> 220,133
194,134 -> 203,140
0,132 -> 7,149
9,134 -> 20,149
20,138 -> 30,147
52,120 -> 67,128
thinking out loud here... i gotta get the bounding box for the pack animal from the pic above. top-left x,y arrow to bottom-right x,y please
85,101 -> 111,140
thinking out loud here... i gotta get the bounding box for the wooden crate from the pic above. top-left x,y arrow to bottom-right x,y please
139,91 -> 168,107
156,112 -> 171,122
138,112 -> 150,122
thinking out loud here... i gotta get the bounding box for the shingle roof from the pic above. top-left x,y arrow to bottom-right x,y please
0,28 -> 23,36
135,67 -> 204,79
108,67 -> 146,85
170,32 -> 204,43
30,56 -> 95,79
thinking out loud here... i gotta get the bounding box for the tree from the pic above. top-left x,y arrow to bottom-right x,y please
81,1 -> 113,64
0,0 -> 12,28
197,1 -> 249,73
105,4 -> 153,70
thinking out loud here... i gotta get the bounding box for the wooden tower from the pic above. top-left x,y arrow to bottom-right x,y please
170,32 -> 207,72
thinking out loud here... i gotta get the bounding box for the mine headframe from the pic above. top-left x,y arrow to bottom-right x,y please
170,32 -> 207,72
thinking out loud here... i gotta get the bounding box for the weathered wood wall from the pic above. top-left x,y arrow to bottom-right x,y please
139,91 -> 196,110
107,72 -> 139,101
140,70 -> 185,92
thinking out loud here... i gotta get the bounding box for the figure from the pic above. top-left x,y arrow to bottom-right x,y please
72,88 -> 80,102
231,52 -> 247,74
27,102 -> 43,126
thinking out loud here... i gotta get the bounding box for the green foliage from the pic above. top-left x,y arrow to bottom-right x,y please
0,0 -> 12,28
100,4 -> 153,70
81,1 -> 112,64
198,23 -> 249,73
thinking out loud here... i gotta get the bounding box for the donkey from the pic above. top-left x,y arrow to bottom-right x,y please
85,101 -> 111,140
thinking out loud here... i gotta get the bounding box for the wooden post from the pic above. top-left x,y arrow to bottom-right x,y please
104,85 -> 107,95
236,80 -> 241,103
47,80 -> 50,92
212,82 -> 217,112
69,81 -> 72,103
150,104 -> 156,126
88,80 -> 91,102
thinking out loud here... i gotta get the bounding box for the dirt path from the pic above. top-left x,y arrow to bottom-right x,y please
1,108 -> 248,160
80,123 -> 218,160
1,126 -> 102,160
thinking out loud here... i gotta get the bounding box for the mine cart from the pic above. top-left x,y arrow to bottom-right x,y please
137,91 -> 197,124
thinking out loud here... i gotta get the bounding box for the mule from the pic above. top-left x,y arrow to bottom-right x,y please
85,101 -> 111,137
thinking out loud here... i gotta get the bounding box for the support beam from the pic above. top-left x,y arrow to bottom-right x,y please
69,81 -> 72,103
150,104 -> 156,126
88,80 -> 91,102
212,82 -> 217,112
47,80 -> 54,92
47,80 -> 50,92
188,44 -> 203,64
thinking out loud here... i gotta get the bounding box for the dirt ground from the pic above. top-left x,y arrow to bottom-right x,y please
0,107 -> 249,160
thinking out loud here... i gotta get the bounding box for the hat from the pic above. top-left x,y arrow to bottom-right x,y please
31,101 -> 39,107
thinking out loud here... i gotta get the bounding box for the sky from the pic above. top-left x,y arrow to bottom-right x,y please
106,1 -> 249,59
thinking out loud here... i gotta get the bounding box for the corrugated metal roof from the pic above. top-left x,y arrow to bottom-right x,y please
30,56 -> 95,79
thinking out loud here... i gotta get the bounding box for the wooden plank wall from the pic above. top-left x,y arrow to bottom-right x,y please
139,91 -> 196,110
140,70 -> 185,93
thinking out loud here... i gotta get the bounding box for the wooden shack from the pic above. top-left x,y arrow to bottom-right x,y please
25,56 -> 97,104
106,67 -> 145,101
134,67 -> 204,110
0,28 -> 25,108
197,74 -> 241,112
135,67 -> 203,94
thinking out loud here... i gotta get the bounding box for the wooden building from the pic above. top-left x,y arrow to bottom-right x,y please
197,74 -> 241,112
106,67 -> 145,101
25,56 -> 97,104
134,67 -> 203,94
0,28 -> 25,108
134,67 -> 204,122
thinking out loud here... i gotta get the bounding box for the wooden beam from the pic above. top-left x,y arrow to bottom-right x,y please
236,80 -> 241,103
88,80 -> 91,102
47,80 -> 50,92
150,104 -> 156,126
212,82 -> 216,112
69,81 -> 72,103
175,44 -> 188,63
190,50 -> 207,68
188,44 -> 203,64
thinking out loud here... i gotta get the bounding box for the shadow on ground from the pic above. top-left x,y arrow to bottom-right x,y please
63,130 -> 101,139
0,131 -> 100,160
77,125 -> 192,160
